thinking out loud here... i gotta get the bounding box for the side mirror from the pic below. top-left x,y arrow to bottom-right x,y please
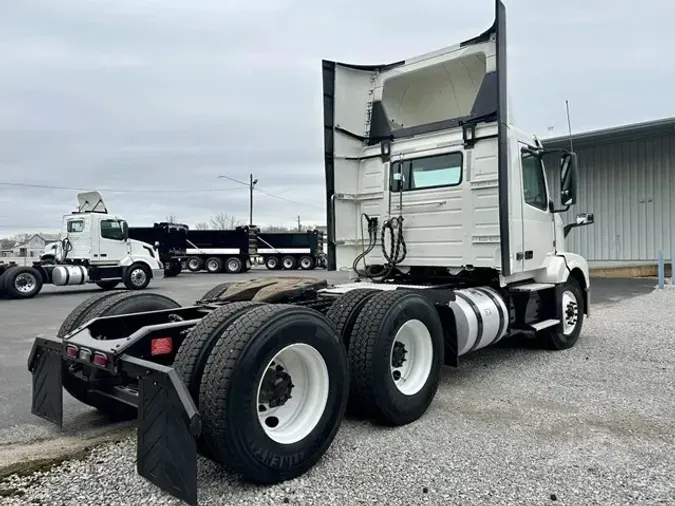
121,221 -> 129,240
564,212 -> 594,237
560,152 -> 578,207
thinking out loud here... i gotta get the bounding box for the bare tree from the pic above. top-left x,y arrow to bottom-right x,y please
209,212 -> 243,230
193,222 -> 210,230
165,215 -> 177,223
261,225 -> 292,233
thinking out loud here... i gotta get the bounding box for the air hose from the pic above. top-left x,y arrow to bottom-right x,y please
352,213 -> 407,281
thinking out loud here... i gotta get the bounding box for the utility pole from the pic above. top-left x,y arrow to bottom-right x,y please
249,173 -> 258,226
297,215 -> 301,231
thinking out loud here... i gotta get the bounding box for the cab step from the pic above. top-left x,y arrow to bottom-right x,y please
528,319 -> 560,331
509,283 -> 555,293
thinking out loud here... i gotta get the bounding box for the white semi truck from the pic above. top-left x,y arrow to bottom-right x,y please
0,191 -> 163,299
27,2 -> 594,504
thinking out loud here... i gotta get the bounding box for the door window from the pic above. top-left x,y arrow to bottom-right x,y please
67,220 -> 84,233
100,220 -> 125,241
521,152 -> 548,211
390,152 -> 462,192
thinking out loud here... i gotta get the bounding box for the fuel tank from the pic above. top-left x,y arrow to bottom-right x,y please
450,286 -> 508,356
51,265 -> 89,286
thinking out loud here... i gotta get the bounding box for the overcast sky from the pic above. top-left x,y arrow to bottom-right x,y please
1,0 -> 674,237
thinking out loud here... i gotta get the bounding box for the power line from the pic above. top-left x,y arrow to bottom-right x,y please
0,181 -> 242,193
218,173 -> 323,210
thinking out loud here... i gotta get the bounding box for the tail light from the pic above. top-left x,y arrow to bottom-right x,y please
66,345 -> 78,358
151,337 -> 173,356
93,352 -> 109,368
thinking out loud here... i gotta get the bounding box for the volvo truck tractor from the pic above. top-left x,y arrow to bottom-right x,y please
1,191 -> 163,299
27,2 -> 594,504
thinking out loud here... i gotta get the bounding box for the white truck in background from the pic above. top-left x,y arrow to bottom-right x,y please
0,191 -> 163,299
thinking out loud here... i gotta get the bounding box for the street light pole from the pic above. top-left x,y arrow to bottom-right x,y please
249,173 -> 258,226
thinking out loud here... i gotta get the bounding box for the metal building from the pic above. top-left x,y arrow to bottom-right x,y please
541,117 -> 675,266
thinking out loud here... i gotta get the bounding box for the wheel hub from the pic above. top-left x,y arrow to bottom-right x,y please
259,364 -> 294,409
131,269 -> 146,285
16,273 -> 36,293
391,341 -> 408,368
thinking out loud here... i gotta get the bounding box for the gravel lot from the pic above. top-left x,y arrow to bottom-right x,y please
2,282 -> 674,506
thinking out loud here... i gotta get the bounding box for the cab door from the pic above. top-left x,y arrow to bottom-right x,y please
518,145 -> 555,272
94,217 -> 128,264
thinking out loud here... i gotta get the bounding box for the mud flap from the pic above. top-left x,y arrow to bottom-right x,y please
28,337 -> 63,427
122,356 -> 202,506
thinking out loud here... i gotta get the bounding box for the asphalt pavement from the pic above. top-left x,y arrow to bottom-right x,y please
0,270 -> 656,445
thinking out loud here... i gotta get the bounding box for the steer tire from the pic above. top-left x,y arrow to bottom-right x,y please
58,292 -> 181,419
346,290 -> 444,426
325,288 -> 380,350
199,304 -> 349,484
173,301 -> 267,456
539,277 -> 585,351
123,262 -> 152,290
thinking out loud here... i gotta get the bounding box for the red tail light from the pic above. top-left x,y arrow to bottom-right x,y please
151,337 -> 173,356
93,352 -> 108,367
66,345 -> 78,358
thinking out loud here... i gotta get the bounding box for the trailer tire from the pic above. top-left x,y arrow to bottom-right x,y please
164,260 -> 182,277
187,257 -> 203,272
199,304 -> 349,483
298,256 -> 315,270
265,256 -> 280,270
205,257 -> 223,273
123,262 -> 151,290
281,256 -> 297,270
2,266 -> 43,299
95,280 -> 119,290
346,290 -> 444,426
59,292 -> 181,418
325,288 -> 380,350
224,257 -> 243,274
539,277 -> 585,351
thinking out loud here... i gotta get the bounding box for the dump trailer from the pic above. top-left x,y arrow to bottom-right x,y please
258,229 -> 327,270
1,192 -> 163,299
184,226 -> 258,274
128,222 -> 189,277
27,2 -> 595,504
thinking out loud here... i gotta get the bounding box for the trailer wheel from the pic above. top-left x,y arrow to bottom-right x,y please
58,292 -> 181,418
199,304 -> 349,483
347,290 -> 444,426
164,260 -> 182,277
281,256 -> 297,270
2,266 -> 43,299
539,277 -> 585,350
325,288 -> 379,349
224,257 -> 243,274
123,262 -> 151,290
298,256 -> 315,270
265,256 -> 280,270
95,280 -> 119,290
187,257 -> 203,272
205,257 -> 223,273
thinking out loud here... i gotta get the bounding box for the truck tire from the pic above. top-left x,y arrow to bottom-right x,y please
164,260 -> 182,277
325,288 -> 379,349
298,256 -> 315,270
123,262 -> 151,290
265,256 -> 280,270
539,277 -> 585,351
2,266 -> 43,299
173,301 -> 267,453
205,257 -> 223,273
198,282 -> 234,303
187,257 -> 203,272
58,292 -> 181,418
281,256 -> 297,270
346,290 -> 444,426
224,257 -> 243,274
199,304 -> 349,483
96,280 -> 119,290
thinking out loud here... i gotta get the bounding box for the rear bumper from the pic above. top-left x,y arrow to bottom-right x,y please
27,335 -> 201,505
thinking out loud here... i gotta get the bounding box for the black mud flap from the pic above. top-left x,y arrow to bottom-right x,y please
27,337 -> 63,427
122,356 -> 202,506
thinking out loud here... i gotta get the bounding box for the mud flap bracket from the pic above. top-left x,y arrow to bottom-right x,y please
121,355 -> 202,506
28,336 -> 64,427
